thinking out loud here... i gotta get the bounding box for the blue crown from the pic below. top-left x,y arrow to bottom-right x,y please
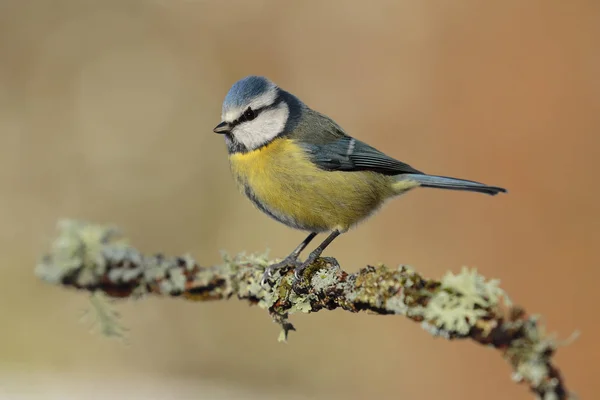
223,76 -> 273,110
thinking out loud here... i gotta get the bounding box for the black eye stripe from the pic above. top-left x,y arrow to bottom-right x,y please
231,107 -> 261,127
229,96 -> 283,128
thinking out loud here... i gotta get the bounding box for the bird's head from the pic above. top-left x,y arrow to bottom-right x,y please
214,76 -> 301,152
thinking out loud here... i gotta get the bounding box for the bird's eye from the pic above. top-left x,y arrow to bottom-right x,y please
244,107 -> 256,121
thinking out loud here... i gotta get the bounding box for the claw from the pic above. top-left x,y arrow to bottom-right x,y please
259,256 -> 299,287
293,266 -> 306,281
291,261 -> 312,294
292,253 -> 317,284
260,266 -> 279,286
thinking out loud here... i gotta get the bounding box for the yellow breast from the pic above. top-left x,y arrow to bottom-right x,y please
228,138 -> 395,232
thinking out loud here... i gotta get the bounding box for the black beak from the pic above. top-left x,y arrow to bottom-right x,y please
213,121 -> 230,134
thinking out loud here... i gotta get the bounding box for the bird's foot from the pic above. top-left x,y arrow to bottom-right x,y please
291,252 -> 320,293
260,256 -> 300,287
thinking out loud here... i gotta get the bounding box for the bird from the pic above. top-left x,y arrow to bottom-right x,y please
213,75 -> 506,286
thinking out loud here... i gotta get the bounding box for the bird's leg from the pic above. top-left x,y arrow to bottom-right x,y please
293,230 -> 341,282
260,232 -> 317,286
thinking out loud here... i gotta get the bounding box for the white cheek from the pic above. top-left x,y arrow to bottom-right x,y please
232,103 -> 289,149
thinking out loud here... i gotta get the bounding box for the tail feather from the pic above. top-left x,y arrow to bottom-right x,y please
398,173 -> 507,196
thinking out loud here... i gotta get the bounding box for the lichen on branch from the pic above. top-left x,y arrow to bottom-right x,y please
35,220 -> 575,400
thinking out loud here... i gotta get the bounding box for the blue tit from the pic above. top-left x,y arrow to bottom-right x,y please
213,76 -> 506,285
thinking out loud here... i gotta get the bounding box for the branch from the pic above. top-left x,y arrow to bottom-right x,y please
35,220 -> 576,400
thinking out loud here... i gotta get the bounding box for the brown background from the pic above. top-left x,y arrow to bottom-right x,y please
1,1 -> 598,399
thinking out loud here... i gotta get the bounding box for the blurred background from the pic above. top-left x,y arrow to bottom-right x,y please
1,0 -> 598,399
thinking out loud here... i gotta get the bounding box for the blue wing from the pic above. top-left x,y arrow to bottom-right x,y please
301,135 -> 423,176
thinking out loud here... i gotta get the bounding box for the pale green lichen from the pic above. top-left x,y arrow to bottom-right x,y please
346,265 -> 396,307
35,220 -> 574,398
168,268 -> 188,291
344,291 -> 359,303
441,266 -> 510,308
288,291 -> 314,313
34,219 -> 128,285
81,292 -> 127,341
421,321 -> 452,339
76,267 -> 98,287
386,292 -> 427,318
221,249 -> 271,269
385,293 -> 410,314
239,274 -> 276,310
277,329 -> 287,343
142,258 -> 168,281
181,253 -> 197,271
424,291 -> 485,334
225,251 -> 318,315
516,359 -> 549,388
276,318 -> 296,343
107,264 -> 144,283
276,274 -> 315,314
423,267 -> 509,335
310,266 -> 339,292
158,279 -> 174,293
543,392 -> 560,400
221,250 -> 275,306
507,319 -> 566,396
